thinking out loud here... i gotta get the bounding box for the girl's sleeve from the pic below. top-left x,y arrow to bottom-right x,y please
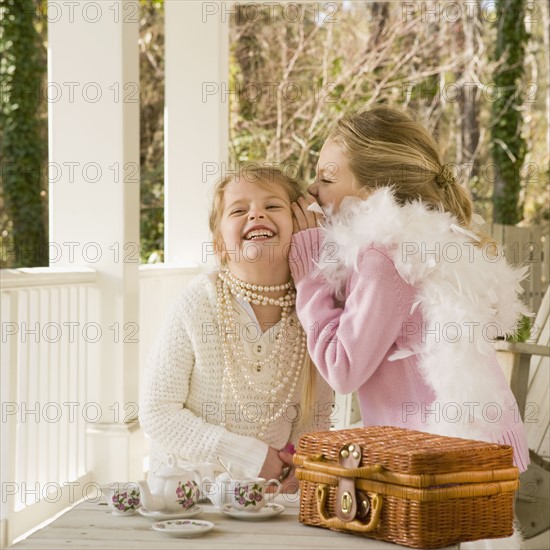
290,228 -> 410,395
139,297 -> 269,477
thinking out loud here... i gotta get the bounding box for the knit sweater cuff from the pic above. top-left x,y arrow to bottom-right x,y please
218,430 -> 269,478
290,228 -> 322,283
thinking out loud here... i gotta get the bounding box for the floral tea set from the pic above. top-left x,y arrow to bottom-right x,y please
100,454 -> 285,538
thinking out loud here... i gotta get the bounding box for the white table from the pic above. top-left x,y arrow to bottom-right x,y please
11,494 -> 459,550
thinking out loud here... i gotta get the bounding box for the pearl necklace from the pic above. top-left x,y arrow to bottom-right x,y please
216,271 -> 306,439
222,267 -> 293,293
219,268 -> 295,307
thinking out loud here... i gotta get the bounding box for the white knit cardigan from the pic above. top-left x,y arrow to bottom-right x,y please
139,271 -> 333,477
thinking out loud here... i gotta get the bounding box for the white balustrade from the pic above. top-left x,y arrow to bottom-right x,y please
1,264 -> 201,546
1,268 -> 97,545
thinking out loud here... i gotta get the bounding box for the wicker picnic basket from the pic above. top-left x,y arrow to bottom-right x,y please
294,426 -> 519,549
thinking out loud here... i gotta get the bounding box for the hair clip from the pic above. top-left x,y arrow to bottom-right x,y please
436,165 -> 454,187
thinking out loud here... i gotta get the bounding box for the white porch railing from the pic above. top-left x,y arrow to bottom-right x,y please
0,264 -> 202,547
1,268 -> 98,547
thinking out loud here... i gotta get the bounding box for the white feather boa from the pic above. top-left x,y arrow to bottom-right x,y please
316,188 -> 530,439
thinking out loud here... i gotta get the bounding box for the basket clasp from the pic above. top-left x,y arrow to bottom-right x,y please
335,442 -> 362,522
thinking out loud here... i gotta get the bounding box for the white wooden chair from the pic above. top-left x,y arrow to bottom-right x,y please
495,285 -> 550,543
495,285 -> 550,455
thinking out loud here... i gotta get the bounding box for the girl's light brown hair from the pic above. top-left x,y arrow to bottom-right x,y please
330,106 -> 475,228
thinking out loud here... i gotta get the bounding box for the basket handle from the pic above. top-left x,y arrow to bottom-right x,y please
301,457 -> 383,478
316,484 -> 383,533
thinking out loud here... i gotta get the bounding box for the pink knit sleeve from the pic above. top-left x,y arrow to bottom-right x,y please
290,229 -> 410,394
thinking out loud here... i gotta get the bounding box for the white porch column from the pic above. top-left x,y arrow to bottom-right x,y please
164,0 -> 229,266
48,0 -> 142,483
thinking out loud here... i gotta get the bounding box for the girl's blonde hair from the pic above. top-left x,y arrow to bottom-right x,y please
208,165 -> 317,432
331,106 -> 475,228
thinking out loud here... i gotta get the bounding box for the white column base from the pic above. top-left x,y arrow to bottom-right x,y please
1,519 -> 7,550
87,423 -> 145,484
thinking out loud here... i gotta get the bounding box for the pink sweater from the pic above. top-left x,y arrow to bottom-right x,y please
290,228 -> 529,472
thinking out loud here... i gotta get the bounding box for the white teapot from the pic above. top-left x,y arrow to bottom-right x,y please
137,454 -> 201,513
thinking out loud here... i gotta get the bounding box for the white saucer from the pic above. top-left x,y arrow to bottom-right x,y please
221,502 -> 285,521
152,519 -> 214,537
139,505 -> 203,521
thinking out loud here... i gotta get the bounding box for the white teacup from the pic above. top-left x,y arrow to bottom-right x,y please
101,482 -> 140,516
229,477 -> 281,512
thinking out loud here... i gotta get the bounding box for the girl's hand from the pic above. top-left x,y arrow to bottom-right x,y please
280,469 -> 299,493
278,449 -> 299,493
291,195 -> 321,233
259,446 -> 285,484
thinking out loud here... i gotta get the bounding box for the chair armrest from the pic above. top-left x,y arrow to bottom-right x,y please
494,341 -> 550,357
